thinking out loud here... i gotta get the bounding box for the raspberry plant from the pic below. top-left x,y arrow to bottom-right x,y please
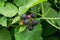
0,0 -> 60,40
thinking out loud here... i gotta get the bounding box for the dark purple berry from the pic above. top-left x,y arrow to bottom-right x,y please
21,14 -> 27,19
30,13 -> 35,18
24,19 -> 29,25
28,25 -> 34,31
32,20 -> 38,26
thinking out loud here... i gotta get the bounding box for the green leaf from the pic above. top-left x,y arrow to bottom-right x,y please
45,8 -> 57,18
1,3 -> 18,18
17,0 -> 47,16
41,2 -> 59,30
44,36 -> 58,40
12,16 -> 20,24
56,11 -> 60,27
18,26 -> 27,33
0,1 -> 5,13
31,4 -> 41,13
25,0 -> 47,8
18,6 -> 28,16
15,24 -> 43,40
0,0 -> 7,1
14,0 -> 47,7
14,0 -> 27,7
0,17 -> 7,27
0,28 -> 11,40
0,1 -> 5,7
41,2 -> 51,15
41,2 -> 57,18
41,20 -> 58,37
56,20 -> 60,27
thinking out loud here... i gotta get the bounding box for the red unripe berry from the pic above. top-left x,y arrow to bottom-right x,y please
27,15 -> 31,19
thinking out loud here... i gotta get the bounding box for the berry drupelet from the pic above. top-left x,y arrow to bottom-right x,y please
24,19 -> 30,25
30,13 -> 35,18
32,20 -> 38,26
28,25 -> 34,31
21,14 -> 27,19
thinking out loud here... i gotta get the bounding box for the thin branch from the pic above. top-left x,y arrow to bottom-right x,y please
54,2 -> 60,9
40,17 -> 60,19
46,19 -> 60,30
41,3 -> 44,17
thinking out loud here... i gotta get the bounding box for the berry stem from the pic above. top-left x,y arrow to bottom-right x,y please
28,10 -> 42,16
41,3 -> 45,17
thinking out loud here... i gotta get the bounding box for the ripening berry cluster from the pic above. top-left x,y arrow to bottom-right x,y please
19,13 -> 38,31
